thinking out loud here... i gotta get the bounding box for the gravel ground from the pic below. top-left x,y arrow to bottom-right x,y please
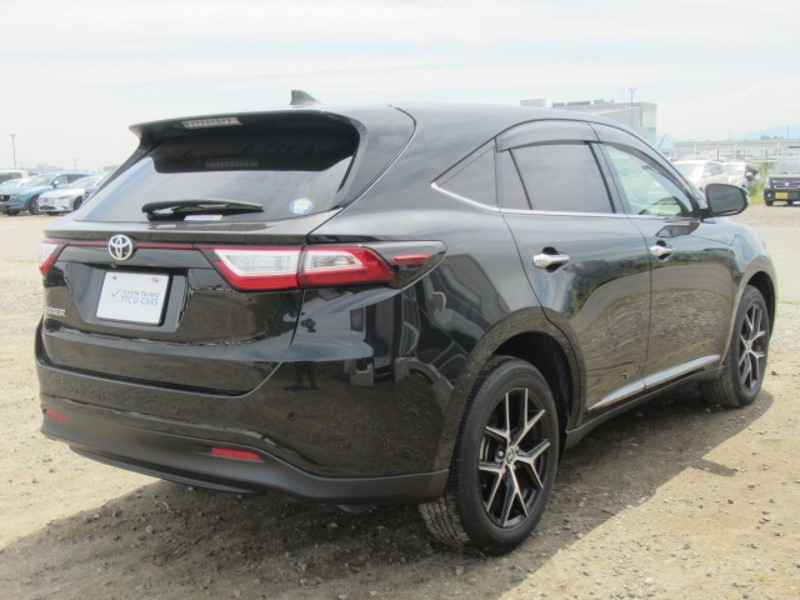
0,206 -> 798,599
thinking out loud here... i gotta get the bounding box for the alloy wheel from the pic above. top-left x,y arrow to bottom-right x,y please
738,303 -> 767,393
479,387 -> 552,528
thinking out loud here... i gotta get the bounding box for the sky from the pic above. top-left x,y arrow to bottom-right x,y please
2,0 -> 799,171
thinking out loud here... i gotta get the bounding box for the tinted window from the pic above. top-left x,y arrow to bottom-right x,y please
604,145 -> 695,217
497,151 -> 529,210
436,144 -> 496,207
511,143 -> 612,213
80,126 -> 358,223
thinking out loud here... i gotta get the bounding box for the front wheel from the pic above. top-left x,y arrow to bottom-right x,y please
701,286 -> 770,407
28,196 -> 41,215
419,357 -> 559,554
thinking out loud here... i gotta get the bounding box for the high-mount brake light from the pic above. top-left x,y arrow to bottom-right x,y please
206,245 -> 396,291
38,240 -> 63,275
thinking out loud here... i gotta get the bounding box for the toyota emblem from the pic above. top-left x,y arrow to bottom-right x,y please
108,234 -> 135,261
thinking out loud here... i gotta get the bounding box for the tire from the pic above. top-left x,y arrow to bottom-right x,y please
764,199 -> 773,206
419,356 -> 559,554
701,286 -> 770,407
73,197 -> 83,211
28,196 -> 41,215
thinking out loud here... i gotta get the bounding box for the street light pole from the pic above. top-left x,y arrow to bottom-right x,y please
628,88 -> 637,131
10,134 -> 16,169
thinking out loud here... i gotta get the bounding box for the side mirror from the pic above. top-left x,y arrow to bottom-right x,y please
705,183 -> 748,216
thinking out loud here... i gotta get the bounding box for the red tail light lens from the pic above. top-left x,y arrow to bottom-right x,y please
299,247 -> 394,287
210,247 -> 302,290
38,240 -> 64,275
207,245 -> 395,291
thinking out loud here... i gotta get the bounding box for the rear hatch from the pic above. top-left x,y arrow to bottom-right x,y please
39,108 -> 414,395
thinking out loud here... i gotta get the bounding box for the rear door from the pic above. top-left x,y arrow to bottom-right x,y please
497,120 -> 652,413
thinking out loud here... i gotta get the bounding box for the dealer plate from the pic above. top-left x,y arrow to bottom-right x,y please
96,272 -> 170,325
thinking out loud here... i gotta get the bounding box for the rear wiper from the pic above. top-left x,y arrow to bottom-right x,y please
142,199 -> 264,220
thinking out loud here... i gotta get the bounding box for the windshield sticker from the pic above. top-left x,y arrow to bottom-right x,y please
289,199 -> 313,215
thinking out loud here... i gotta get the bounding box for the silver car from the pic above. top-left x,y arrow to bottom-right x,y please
37,174 -> 105,214
673,159 -> 729,191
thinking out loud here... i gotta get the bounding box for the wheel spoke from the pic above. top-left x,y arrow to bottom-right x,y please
516,439 -> 551,490
500,468 -> 526,526
512,406 -> 544,447
484,425 -> 508,444
480,461 -> 506,513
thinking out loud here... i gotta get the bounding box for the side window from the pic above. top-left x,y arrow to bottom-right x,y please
497,150 -> 530,210
53,175 -> 69,186
436,144 -> 496,207
604,145 -> 695,217
511,143 -> 613,213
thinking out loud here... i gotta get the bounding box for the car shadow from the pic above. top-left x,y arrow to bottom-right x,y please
0,384 -> 772,600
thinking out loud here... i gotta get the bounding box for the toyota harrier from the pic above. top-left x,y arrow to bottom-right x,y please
36,101 -> 776,554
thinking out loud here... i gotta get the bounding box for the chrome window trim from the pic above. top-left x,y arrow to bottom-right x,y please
431,182 -> 628,219
431,182 -> 501,213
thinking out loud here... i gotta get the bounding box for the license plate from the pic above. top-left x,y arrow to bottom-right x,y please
96,272 -> 170,325
775,192 -> 789,199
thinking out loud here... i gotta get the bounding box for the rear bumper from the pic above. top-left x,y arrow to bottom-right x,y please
40,395 -> 448,503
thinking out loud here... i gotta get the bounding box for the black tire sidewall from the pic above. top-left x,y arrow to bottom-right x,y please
453,359 -> 559,552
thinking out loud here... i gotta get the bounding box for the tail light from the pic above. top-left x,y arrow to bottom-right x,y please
204,243 -> 443,291
38,240 -> 64,275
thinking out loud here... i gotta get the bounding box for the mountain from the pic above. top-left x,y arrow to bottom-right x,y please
738,125 -> 800,140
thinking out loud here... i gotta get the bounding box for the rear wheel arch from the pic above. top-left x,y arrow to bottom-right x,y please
435,310 -> 582,470
494,332 -> 574,456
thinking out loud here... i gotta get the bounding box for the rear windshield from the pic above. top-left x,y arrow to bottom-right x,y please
80,122 -> 358,222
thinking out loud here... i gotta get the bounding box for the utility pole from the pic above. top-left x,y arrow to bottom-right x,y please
10,134 -> 16,169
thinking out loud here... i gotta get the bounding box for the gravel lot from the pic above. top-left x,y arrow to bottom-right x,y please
0,206 -> 798,599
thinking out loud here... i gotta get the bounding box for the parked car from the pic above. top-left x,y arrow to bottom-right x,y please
0,177 -> 33,191
673,159 -> 729,191
0,171 -> 93,215
0,169 -> 28,184
36,103 -> 776,554
763,157 -> 800,206
37,174 -> 106,214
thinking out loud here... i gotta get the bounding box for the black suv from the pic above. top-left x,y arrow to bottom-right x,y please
764,157 -> 800,206
37,103 -> 776,554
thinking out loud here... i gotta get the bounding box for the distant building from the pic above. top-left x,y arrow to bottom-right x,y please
670,138 -> 800,161
522,98 -> 657,146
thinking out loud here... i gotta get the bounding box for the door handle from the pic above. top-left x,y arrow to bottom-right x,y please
650,242 -> 674,259
533,253 -> 570,269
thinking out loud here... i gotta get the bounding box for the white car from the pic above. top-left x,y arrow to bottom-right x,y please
673,159 -> 729,191
37,174 -> 104,214
0,169 -> 28,185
